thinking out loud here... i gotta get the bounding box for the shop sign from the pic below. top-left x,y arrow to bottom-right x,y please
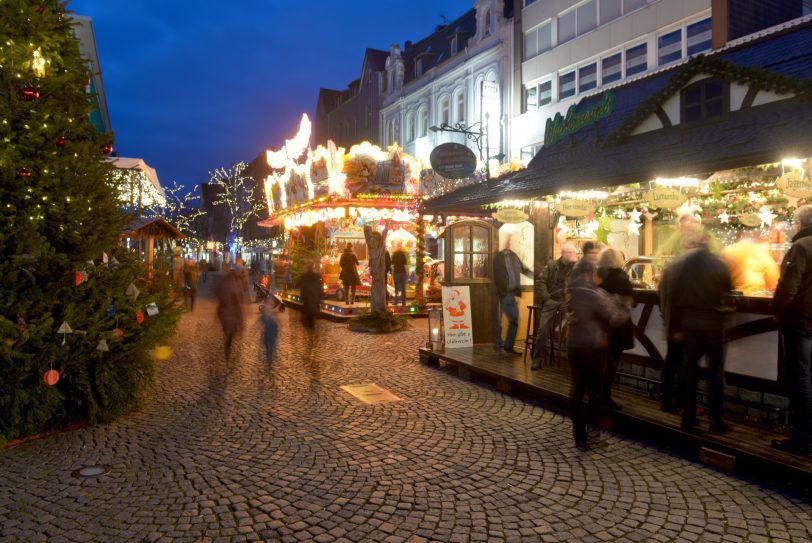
544,92 -> 614,147
492,208 -> 528,223
645,187 -> 686,209
776,172 -> 812,198
430,143 -> 478,180
555,199 -> 594,217
442,286 -> 473,348
739,213 -> 762,227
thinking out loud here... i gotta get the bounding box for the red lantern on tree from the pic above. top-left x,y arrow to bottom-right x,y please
16,167 -> 32,178
20,84 -> 40,101
43,369 -> 60,386
100,144 -> 113,155
136,311 -> 144,324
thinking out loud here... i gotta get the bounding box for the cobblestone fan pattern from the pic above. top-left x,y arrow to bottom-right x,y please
2,292 -> 811,543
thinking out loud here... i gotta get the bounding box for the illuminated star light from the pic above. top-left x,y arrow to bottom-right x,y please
626,220 -> 642,235
757,207 -> 776,227
627,208 -> 643,224
718,210 -> 730,224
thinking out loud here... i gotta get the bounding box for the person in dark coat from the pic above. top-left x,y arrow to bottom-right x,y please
493,236 -> 532,355
391,244 -> 408,306
565,259 -> 625,447
214,269 -> 244,359
670,228 -> 733,434
339,243 -> 360,305
299,260 -> 322,361
597,247 -> 635,411
531,243 -> 577,369
658,254 -> 686,413
772,204 -> 812,456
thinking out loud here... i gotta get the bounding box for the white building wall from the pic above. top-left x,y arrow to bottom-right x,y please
379,0 -> 513,171
513,0 -> 712,161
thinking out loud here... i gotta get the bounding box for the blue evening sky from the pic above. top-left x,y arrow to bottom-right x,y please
67,1 -> 474,191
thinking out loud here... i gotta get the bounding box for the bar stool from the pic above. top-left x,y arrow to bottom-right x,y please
522,304 -> 542,366
548,306 -> 568,365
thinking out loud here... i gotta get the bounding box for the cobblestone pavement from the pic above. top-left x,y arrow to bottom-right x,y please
2,288 -> 811,543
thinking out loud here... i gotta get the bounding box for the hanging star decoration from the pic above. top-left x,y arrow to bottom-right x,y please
582,218 -> 599,239
676,200 -> 702,220
627,208 -> 643,224
757,206 -> 776,228
718,210 -> 730,224
626,220 -> 642,235
556,215 -> 571,241
595,211 -> 612,244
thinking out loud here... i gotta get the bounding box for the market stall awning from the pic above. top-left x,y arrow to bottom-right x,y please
122,217 -> 185,240
110,157 -> 164,196
423,17 -> 812,214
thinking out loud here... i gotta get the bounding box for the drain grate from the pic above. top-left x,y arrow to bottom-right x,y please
341,383 -> 402,404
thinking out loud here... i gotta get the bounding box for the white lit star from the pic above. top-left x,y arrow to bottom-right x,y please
719,210 -> 730,224
626,220 -> 642,235
627,208 -> 643,224
757,207 -> 776,227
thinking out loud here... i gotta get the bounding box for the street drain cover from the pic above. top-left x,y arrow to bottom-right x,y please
341,383 -> 402,404
73,465 -> 107,478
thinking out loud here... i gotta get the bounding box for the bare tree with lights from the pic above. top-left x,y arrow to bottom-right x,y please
146,180 -> 205,241
208,162 -> 264,255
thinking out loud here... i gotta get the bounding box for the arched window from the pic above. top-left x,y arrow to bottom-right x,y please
418,106 -> 428,138
454,90 -> 466,124
406,112 -> 416,142
484,10 -> 491,37
439,96 -> 450,126
681,78 -> 728,124
415,59 -> 423,78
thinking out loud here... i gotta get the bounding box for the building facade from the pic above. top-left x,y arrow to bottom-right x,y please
512,0 -> 805,163
314,49 -> 388,148
379,0 -> 515,174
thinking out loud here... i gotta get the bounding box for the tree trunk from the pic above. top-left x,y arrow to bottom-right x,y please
364,224 -> 388,312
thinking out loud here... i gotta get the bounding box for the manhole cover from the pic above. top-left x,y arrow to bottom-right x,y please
341,383 -> 402,404
72,465 -> 107,478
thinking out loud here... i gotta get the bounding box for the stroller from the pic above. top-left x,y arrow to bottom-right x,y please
254,281 -> 285,313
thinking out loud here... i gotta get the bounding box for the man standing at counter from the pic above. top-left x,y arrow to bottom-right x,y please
531,243 -> 577,369
772,205 -> 812,457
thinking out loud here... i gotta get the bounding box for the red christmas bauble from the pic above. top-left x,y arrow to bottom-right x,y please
43,369 -> 60,386
16,167 -> 32,178
101,145 -> 113,155
136,311 -> 144,324
20,85 -> 40,101
112,328 -> 124,339
74,271 -> 84,286
56,137 -> 66,148
34,4 -> 44,13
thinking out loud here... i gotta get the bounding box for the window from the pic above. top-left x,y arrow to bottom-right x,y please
525,0 -> 537,6
520,144 -> 542,163
682,78 -> 727,123
484,10 -> 492,36
623,0 -> 647,12
600,0 -> 622,24
450,36 -> 458,56
658,28 -> 682,66
525,85 -> 538,112
406,112 -> 415,142
455,91 -> 465,123
625,43 -> 647,77
440,97 -> 450,125
559,71 -> 576,100
451,224 -> 490,280
415,59 -> 423,78
577,0 -> 597,36
686,18 -> 712,56
537,22 -> 552,53
558,9 -> 576,44
418,107 -> 428,137
524,30 -> 537,60
602,53 -> 622,85
578,63 -> 597,93
538,80 -> 552,106
382,72 -> 388,92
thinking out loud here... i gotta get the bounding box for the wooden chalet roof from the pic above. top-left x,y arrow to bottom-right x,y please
122,217 -> 185,240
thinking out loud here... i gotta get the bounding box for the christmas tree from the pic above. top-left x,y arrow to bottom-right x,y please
0,0 -> 179,443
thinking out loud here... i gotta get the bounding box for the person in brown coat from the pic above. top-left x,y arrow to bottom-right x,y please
214,269 -> 244,359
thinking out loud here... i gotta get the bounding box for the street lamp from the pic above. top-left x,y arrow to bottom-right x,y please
430,112 -> 498,180
427,307 -> 444,351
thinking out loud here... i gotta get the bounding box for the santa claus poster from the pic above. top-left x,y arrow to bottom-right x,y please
442,286 -> 473,348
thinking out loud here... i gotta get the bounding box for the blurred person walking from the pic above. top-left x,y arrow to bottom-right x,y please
391,244 -> 408,306
772,204 -> 812,456
183,257 -> 199,311
493,236 -> 532,355
531,243 -> 577,368
300,260 -> 322,362
668,230 -> 733,433
597,248 -> 635,411
565,259 -> 624,447
214,268 -> 244,359
339,243 -> 360,305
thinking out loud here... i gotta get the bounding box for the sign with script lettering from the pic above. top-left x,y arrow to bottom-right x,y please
776,172 -> 812,198
544,92 -> 614,147
555,199 -> 594,217
442,286 -> 474,348
645,187 -> 686,209
492,208 -> 529,223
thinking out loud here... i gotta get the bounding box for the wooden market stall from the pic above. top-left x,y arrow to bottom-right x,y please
122,217 -> 185,280
419,17 -> 812,482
